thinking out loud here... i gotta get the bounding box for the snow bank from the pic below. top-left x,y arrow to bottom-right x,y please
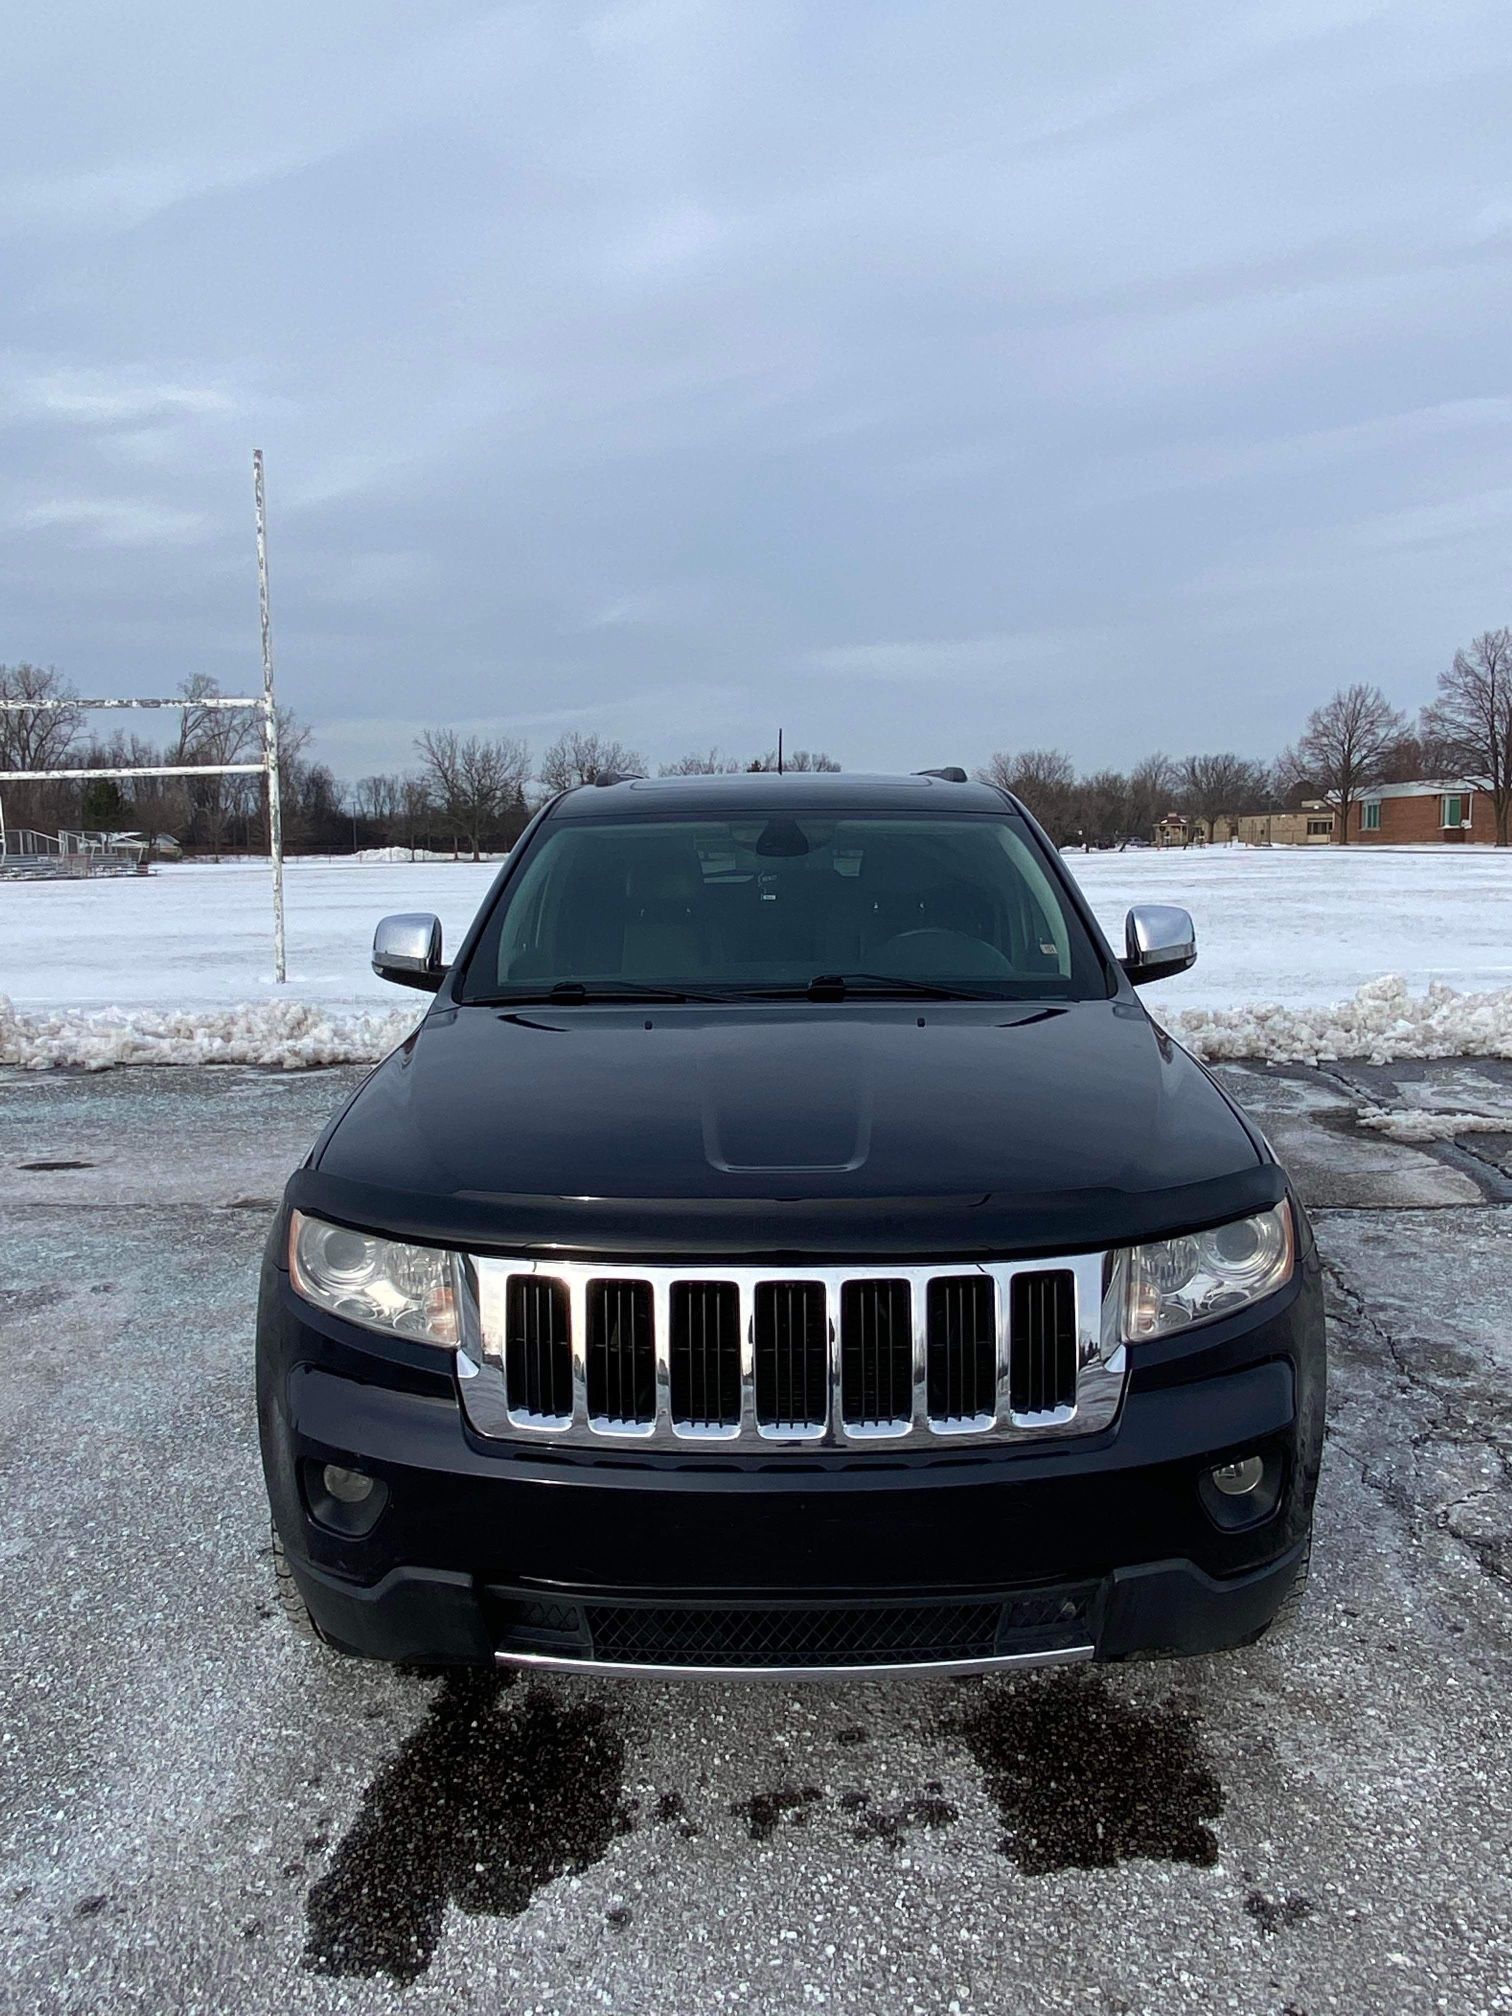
0,995 -> 422,1072
1357,1106 -> 1510,1142
4,974 -> 1512,1073
1163,975 -> 1512,1067
351,845 -> 506,863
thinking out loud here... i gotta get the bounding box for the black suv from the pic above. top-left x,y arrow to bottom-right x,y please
258,770 -> 1324,1677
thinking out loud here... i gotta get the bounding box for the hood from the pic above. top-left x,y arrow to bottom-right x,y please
296,999 -> 1275,1261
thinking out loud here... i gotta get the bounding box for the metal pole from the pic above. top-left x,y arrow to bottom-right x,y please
253,449 -> 287,983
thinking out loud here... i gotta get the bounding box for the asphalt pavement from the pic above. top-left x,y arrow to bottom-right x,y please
1,1059 -> 1509,2016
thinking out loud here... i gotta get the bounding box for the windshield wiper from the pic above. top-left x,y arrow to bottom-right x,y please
796,972 -> 1009,1001
474,981 -> 729,1006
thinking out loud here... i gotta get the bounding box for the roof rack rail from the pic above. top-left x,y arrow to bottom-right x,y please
914,766 -> 968,783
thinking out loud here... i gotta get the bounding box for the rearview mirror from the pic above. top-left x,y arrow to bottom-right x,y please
373,913 -> 445,992
1122,904 -> 1196,987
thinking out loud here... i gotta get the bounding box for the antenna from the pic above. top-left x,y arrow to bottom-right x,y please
777,729 -> 784,775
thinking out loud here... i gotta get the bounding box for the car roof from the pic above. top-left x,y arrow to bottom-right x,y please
547,769 -> 1013,820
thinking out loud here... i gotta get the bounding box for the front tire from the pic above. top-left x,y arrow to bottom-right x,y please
1267,1527 -> 1313,1634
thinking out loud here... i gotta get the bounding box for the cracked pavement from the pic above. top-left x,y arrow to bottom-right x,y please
1,1060 -> 1509,2015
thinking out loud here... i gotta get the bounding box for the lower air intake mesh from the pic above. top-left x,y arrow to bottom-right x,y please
584,1601 -> 1005,1668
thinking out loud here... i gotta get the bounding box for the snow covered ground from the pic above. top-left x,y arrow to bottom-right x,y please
1,846 -> 1509,1068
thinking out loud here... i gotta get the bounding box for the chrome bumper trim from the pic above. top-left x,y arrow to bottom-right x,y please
494,1642 -> 1094,1682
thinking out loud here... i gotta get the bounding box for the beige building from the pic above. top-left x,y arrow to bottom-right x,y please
1154,802 -> 1335,847
1226,803 -> 1335,846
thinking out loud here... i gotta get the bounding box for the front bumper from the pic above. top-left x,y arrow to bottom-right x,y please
257,1237 -> 1325,1675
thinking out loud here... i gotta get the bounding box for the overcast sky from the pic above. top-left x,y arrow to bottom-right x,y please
2,1 -> 1509,783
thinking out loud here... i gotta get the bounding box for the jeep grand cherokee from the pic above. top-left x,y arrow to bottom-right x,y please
257,769 -> 1324,1677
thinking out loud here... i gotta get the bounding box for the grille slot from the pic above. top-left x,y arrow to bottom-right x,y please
840,1279 -> 913,1427
754,1282 -> 828,1430
586,1279 -> 655,1425
1009,1269 -> 1078,1417
669,1281 -> 741,1429
504,1276 -> 572,1423
926,1275 -> 997,1424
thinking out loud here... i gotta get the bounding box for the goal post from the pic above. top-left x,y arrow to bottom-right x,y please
0,452 -> 289,981
0,691 -> 286,980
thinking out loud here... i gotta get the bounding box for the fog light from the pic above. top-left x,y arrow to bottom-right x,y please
322,1464 -> 376,1504
1211,1455 -> 1265,1497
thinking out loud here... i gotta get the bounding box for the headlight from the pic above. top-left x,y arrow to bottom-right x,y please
1115,1202 -> 1294,1342
288,1209 -> 464,1348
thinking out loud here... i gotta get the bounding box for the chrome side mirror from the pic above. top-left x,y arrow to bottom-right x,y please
1122,904 -> 1196,987
372,912 -> 445,992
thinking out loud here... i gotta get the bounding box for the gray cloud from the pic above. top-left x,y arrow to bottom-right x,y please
2,0 -> 1509,782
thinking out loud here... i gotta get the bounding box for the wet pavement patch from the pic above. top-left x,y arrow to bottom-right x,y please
1246,1888 -> 1315,1934
951,1670 -> 1224,1874
303,1669 -> 631,1985
849,1782 -> 960,1850
654,1789 -> 701,1837
735,1786 -> 823,1841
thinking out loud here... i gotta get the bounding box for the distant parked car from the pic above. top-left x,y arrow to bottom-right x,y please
259,769 -> 1324,1678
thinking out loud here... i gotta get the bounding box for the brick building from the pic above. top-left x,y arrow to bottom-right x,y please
1347,781 -> 1478,843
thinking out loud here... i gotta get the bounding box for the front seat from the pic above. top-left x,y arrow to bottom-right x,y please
620,840 -> 709,980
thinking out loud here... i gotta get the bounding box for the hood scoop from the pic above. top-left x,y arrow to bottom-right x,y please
698,1030 -> 873,1174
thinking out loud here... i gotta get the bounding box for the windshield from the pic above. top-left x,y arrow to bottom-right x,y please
461,812 -> 1110,1001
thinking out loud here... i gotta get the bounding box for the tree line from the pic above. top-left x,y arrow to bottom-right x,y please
0,685 -> 843,860
2,622 -> 1506,856
982,625 -> 1512,847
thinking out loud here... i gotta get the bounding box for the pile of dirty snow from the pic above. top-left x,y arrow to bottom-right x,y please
0,996 -> 422,1072
4,974 -> 1512,1073
1164,974 -> 1512,1067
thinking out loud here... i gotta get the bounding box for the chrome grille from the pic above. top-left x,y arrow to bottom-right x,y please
504,1275 -> 572,1426
840,1279 -> 912,1431
926,1274 -> 995,1427
669,1281 -> 741,1430
1009,1268 -> 1077,1419
755,1281 -> 828,1434
467,1255 -> 1125,1450
587,1279 -> 655,1428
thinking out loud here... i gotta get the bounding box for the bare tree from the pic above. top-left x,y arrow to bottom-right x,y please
1296,684 -> 1408,845
539,731 -> 644,793
83,726 -> 190,843
977,748 -> 1077,841
659,748 -> 741,775
0,662 -> 81,768
417,730 -> 530,859
1124,752 -> 1177,844
415,728 -> 465,852
459,734 -> 530,857
397,775 -> 433,859
748,748 -> 840,773
0,663 -> 82,832
1071,769 -> 1129,849
251,705 -> 313,852
174,674 -> 258,860
1178,752 -> 1269,843
1422,627 -> 1512,845
353,773 -> 402,843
